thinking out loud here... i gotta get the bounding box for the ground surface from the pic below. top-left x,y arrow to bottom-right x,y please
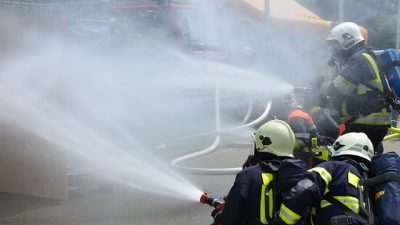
0,140 -> 398,225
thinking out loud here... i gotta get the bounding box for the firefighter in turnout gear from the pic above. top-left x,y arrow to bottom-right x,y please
279,94 -> 319,168
321,22 -> 391,154
215,120 -> 302,225
242,94 -> 318,169
276,132 -> 375,225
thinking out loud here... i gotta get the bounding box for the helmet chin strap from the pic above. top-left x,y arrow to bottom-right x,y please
329,41 -> 365,68
341,42 -> 366,61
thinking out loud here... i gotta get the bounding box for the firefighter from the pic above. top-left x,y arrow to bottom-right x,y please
309,76 -> 340,142
283,94 -> 317,162
213,120 -> 301,225
321,22 -> 391,154
276,132 -> 374,225
242,94 -> 318,168
278,94 -> 320,167
309,105 -> 339,143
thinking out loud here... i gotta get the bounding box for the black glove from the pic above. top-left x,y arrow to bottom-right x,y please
273,214 -> 286,225
211,209 -> 222,225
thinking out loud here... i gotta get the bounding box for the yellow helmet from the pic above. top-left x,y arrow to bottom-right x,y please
254,120 -> 295,157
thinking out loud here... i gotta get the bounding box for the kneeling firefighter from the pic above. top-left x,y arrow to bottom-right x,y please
213,120 -> 307,225
275,93 -> 328,168
276,132 -> 375,225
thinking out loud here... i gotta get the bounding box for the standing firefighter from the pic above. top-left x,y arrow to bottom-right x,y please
213,120 -> 307,225
321,22 -> 391,154
276,132 -> 375,225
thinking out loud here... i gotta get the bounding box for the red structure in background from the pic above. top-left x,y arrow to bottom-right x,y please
110,0 -> 229,60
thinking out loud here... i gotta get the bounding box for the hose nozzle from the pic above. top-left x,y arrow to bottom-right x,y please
200,192 -> 224,209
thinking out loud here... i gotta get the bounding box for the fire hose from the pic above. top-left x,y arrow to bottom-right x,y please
170,83 -> 272,175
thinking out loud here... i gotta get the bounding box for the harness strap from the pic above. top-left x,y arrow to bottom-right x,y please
363,172 -> 400,188
382,60 -> 400,70
325,196 -> 370,225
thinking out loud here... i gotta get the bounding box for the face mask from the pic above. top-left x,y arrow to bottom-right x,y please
327,41 -> 352,65
328,41 -> 342,57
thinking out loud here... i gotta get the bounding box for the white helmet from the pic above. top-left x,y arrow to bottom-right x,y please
254,120 -> 295,157
327,22 -> 365,51
331,132 -> 374,162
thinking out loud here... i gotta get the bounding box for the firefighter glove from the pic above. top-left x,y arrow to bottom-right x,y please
211,209 -> 222,225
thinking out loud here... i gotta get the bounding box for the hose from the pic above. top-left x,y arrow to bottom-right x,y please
171,83 -> 272,175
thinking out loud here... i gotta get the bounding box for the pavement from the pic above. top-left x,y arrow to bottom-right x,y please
0,139 -> 398,225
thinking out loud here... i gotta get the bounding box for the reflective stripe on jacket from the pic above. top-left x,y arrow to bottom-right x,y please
332,51 -> 391,126
220,161 -> 280,225
278,160 -> 365,225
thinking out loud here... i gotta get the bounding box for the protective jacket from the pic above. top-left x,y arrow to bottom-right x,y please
278,160 -> 369,225
327,48 -> 391,127
220,157 -> 307,225
220,160 -> 281,225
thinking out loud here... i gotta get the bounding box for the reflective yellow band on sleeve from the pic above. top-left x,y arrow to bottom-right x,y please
333,75 -> 356,96
279,204 -> 301,225
308,167 -> 332,194
353,112 -> 391,125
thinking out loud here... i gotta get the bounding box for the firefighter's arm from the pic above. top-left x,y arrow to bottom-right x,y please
288,118 -> 310,147
278,178 -> 317,224
330,56 -> 375,102
278,167 -> 331,224
219,172 -> 248,225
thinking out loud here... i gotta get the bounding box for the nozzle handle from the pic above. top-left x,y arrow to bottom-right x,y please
200,192 -> 224,209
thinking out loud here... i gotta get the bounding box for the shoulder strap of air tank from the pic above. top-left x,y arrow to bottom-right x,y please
325,195 -> 370,225
341,161 -> 375,225
259,161 -> 279,174
359,50 -> 392,100
363,172 -> 400,188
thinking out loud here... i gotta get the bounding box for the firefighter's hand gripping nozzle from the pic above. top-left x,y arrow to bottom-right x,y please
200,192 -> 225,210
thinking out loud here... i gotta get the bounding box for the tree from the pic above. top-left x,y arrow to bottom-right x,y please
297,0 -> 398,49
